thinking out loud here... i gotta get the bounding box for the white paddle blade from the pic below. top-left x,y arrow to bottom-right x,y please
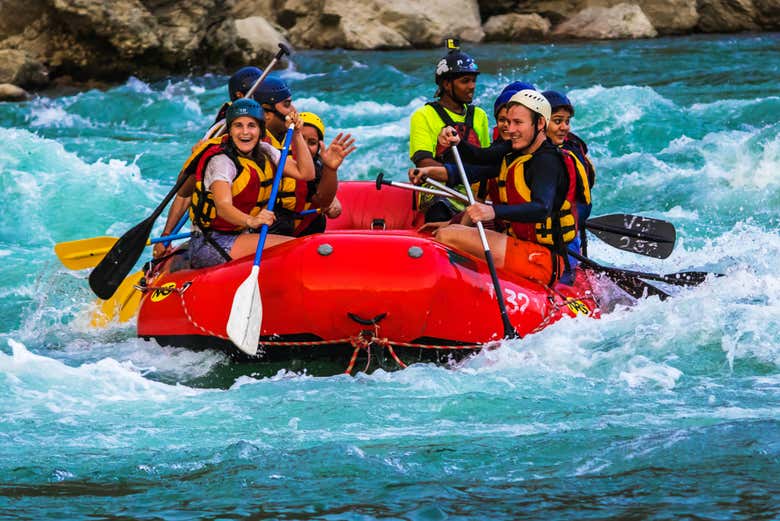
226,265 -> 262,355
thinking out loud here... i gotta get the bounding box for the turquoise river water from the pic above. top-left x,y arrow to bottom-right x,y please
1,34 -> 779,519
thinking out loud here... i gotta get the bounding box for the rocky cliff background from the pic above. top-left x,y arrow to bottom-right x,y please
1,0 -> 778,99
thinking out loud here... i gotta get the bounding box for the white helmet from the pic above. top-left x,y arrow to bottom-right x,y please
507,89 -> 551,125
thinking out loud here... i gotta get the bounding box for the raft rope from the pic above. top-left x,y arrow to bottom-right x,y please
143,280 -> 483,371
140,274 -> 598,374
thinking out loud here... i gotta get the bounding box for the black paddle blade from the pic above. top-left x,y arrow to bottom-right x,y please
586,214 -> 676,259
597,269 -> 670,301
637,269 -> 715,287
573,252 -> 671,300
88,218 -> 154,300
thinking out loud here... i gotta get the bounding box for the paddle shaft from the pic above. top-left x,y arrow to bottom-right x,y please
226,124 -> 295,355
421,177 -> 467,201
384,179 -> 681,260
450,146 -> 519,339
377,175 -> 460,200
149,232 -> 190,244
253,125 -> 294,265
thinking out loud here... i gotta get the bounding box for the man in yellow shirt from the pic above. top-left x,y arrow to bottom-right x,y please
409,38 -> 490,222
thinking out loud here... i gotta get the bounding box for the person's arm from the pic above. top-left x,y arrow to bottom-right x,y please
288,132 -> 316,181
152,174 -> 196,258
410,107 -> 443,167
456,138 -> 511,165
312,132 -> 356,209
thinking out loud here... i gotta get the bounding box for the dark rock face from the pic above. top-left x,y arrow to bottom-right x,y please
0,0 -> 777,92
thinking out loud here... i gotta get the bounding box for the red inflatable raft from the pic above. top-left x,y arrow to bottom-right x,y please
136,181 -> 599,374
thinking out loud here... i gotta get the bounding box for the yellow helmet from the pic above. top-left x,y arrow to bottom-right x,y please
299,111 -> 325,140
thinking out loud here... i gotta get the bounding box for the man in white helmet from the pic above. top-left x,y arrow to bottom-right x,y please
408,89 -> 581,286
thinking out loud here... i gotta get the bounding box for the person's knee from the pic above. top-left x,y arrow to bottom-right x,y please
434,224 -> 467,246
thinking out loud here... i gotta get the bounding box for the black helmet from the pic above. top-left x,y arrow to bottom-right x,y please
228,66 -> 262,101
434,38 -> 479,88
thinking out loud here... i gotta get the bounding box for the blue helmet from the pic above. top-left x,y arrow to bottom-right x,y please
251,76 -> 292,108
493,81 -> 536,116
542,90 -> 574,115
228,66 -> 263,101
226,98 -> 264,127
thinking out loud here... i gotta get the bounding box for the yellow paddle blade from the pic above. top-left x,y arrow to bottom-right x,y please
90,271 -> 144,327
55,236 -> 118,270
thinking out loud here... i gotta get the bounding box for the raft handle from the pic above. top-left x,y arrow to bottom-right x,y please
347,312 -> 387,326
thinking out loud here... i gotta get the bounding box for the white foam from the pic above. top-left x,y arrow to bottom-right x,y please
2,338 -> 203,402
294,96 -> 427,120
27,100 -> 92,128
618,355 -> 683,389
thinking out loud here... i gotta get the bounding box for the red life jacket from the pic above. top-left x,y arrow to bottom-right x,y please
427,102 -> 483,159
187,135 -> 276,232
495,147 -> 579,246
560,148 -> 592,205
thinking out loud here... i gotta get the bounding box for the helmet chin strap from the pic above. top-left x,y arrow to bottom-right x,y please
518,115 -> 544,153
530,114 -> 543,146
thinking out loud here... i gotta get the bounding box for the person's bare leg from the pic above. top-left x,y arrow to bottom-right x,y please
229,233 -> 293,260
433,224 -> 508,268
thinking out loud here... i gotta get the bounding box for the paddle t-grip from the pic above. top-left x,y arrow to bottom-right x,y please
375,172 -> 393,190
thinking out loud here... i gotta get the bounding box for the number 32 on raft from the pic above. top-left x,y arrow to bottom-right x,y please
486,284 -> 530,314
486,283 -> 592,316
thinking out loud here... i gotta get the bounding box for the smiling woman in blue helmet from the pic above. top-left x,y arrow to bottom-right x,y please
185,98 -> 312,268
154,65 -> 269,259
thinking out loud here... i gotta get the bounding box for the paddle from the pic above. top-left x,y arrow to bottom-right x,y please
585,214 -> 676,259
378,176 -> 680,260
203,43 -> 291,140
569,250 -> 718,301
569,251 -> 671,300
89,270 -> 146,326
375,172 -> 458,200
87,171 -> 194,299
87,214 -> 192,325
449,146 -> 519,339
56,232 -> 191,270
56,236 -> 121,271
226,124 -> 295,355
